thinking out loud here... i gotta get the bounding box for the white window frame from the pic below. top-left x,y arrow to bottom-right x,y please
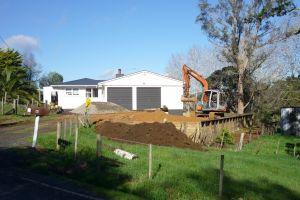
92,88 -> 98,97
66,88 -> 72,95
86,88 -> 92,98
73,88 -> 79,95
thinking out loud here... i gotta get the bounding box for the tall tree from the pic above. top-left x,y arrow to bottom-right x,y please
197,0 -> 299,114
166,45 -> 225,93
39,72 -> 63,88
0,49 -> 37,101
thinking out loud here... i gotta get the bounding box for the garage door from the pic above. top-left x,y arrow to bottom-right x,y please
137,87 -> 161,110
107,87 -> 132,109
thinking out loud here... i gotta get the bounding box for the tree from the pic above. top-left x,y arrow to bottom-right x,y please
197,0 -> 299,114
0,49 -> 37,101
39,72 -> 63,88
255,76 -> 300,125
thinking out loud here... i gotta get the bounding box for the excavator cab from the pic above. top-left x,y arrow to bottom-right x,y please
201,90 -> 226,112
181,64 -> 227,117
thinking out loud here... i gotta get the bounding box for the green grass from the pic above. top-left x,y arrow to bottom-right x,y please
0,112 -> 60,125
8,128 -> 300,200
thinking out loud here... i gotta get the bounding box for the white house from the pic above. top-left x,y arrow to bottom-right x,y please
43,70 -> 183,111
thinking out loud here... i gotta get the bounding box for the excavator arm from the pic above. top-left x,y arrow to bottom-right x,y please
182,64 -> 208,103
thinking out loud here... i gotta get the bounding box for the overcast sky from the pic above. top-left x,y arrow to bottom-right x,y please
0,0 -> 211,81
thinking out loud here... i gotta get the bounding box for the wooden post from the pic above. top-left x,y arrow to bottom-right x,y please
275,140 -> 280,155
16,98 -> 19,115
219,154 -> 224,198
64,119 -> 67,139
4,92 -> 7,104
74,126 -> 78,160
56,122 -> 61,150
38,90 -> 41,102
32,116 -> 40,148
261,124 -> 265,135
148,144 -> 152,179
69,118 -> 72,136
1,97 -> 3,115
238,133 -> 245,151
96,134 -> 102,157
14,99 -> 18,115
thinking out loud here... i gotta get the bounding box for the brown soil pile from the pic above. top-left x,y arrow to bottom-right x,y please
96,121 -> 202,150
91,110 -> 204,124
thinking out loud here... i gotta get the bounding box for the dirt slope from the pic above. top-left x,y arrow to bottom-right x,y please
96,121 -> 202,150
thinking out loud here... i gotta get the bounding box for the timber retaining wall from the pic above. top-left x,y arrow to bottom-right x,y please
173,114 -> 253,145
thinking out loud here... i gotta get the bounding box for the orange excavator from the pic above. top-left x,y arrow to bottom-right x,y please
181,64 -> 227,117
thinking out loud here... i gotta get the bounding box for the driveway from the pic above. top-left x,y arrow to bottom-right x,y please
0,118 -> 106,200
0,118 -> 58,147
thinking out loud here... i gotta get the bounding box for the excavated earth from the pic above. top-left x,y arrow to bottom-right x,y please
96,121 -> 203,150
94,110 -> 205,150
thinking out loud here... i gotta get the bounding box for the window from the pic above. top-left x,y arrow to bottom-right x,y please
66,89 -> 72,95
73,89 -> 79,95
93,88 -> 98,97
86,88 -> 92,98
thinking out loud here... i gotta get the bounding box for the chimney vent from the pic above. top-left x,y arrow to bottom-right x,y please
116,69 -> 124,78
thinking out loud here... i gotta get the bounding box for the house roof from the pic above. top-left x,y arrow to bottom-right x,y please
53,78 -> 105,86
98,70 -> 182,85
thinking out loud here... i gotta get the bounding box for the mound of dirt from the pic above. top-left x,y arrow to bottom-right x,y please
96,121 -> 202,150
91,110 -> 204,123
71,102 -> 128,114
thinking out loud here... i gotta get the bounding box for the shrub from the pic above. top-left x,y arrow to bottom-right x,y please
215,129 -> 234,146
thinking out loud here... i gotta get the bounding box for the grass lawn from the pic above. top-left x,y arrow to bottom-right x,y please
0,113 -> 60,125
7,127 -> 300,200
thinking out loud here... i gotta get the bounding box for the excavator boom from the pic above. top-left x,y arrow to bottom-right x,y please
182,64 -> 208,103
181,64 -> 227,117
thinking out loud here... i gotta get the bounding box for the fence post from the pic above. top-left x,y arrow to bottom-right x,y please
74,126 -> 78,160
261,124 -> 265,135
4,92 -> 7,104
16,98 -> 19,115
148,144 -> 152,179
238,133 -> 245,151
275,140 -> 280,155
1,97 -> 3,115
32,116 -> 40,148
64,119 -> 67,139
219,155 -> 224,198
96,134 -> 102,157
56,122 -> 61,150
69,118 -> 72,136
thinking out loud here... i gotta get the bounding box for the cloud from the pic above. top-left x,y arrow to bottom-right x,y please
4,35 -> 39,53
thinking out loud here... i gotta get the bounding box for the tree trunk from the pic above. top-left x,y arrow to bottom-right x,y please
237,70 -> 244,114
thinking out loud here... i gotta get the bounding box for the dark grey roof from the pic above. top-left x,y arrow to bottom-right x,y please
53,78 -> 105,86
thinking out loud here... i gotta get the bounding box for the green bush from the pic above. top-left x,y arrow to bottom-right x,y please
215,129 -> 234,146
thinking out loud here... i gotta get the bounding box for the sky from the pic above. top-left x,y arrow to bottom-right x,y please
0,0 -> 211,81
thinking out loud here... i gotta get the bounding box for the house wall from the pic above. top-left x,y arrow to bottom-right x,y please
43,86 -> 53,104
99,71 -> 183,110
43,86 -> 103,109
43,71 -> 183,110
